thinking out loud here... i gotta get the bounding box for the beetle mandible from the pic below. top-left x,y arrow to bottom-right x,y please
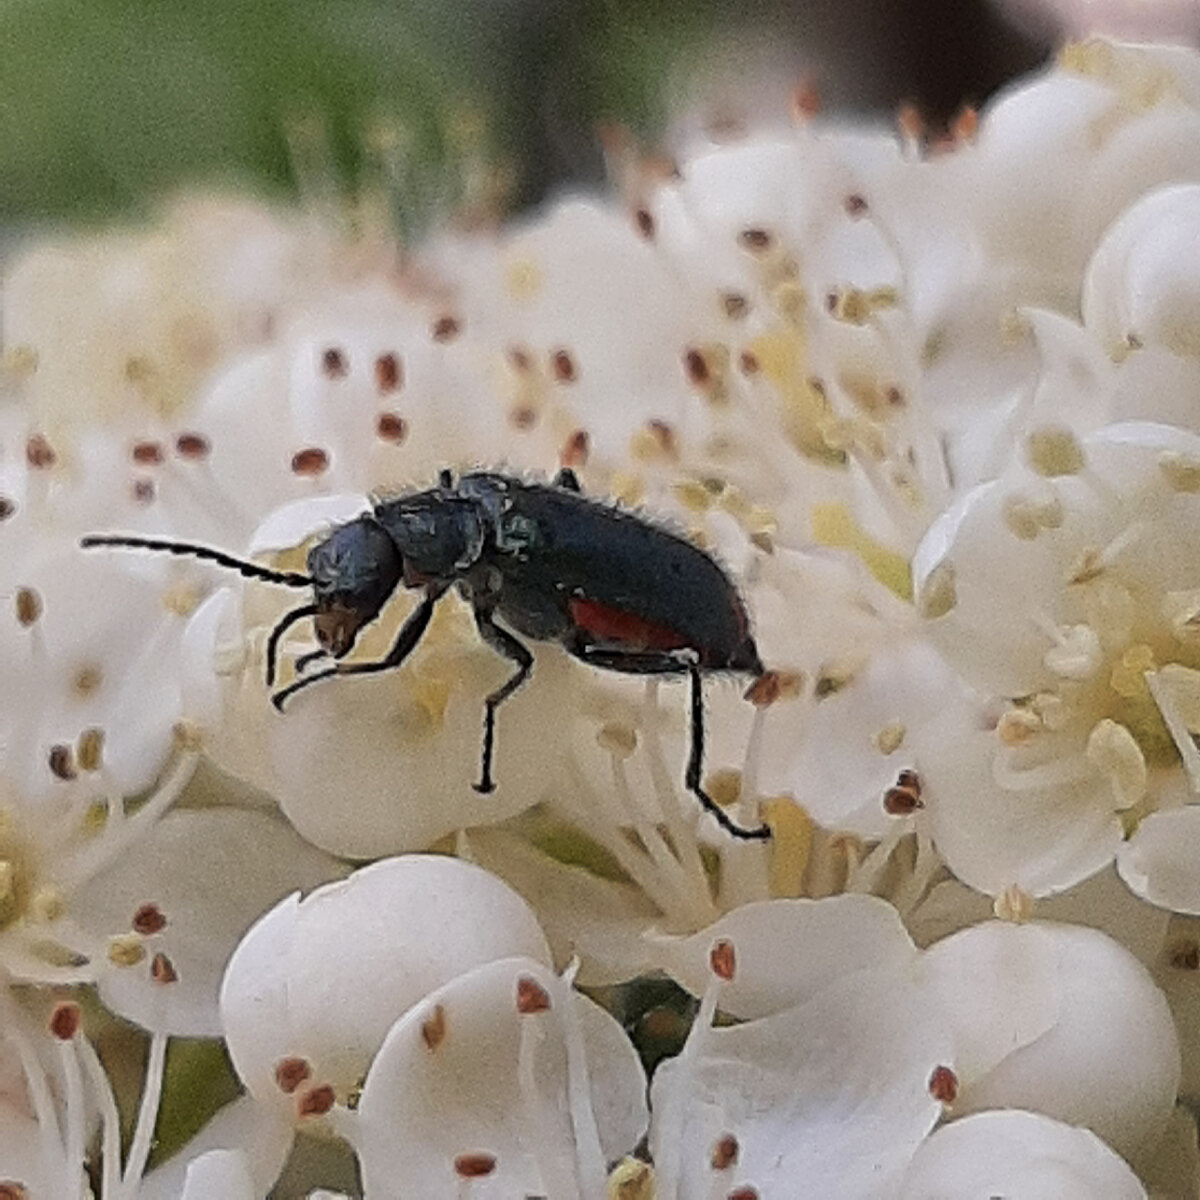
82,468 -> 771,840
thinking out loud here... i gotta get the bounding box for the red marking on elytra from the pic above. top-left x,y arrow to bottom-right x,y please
569,597 -> 689,652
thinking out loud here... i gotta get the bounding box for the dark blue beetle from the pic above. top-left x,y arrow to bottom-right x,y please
83,468 -> 770,839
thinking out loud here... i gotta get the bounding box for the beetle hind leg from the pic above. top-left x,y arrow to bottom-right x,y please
684,661 -> 771,841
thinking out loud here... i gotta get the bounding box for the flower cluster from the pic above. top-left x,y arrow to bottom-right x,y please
3,32 -> 1200,1200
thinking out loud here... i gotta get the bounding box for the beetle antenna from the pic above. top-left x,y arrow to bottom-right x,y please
80,535 -> 312,587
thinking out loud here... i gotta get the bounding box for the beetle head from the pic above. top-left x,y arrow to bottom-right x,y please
306,516 -> 402,657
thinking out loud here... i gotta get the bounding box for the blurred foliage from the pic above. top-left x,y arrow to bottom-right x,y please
0,0 -> 1039,228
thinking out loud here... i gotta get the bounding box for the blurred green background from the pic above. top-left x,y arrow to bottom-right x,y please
0,0 -> 1043,229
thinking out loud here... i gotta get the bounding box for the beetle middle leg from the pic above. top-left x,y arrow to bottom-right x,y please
271,584 -> 446,710
571,644 -> 771,841
472,608 -> 534,794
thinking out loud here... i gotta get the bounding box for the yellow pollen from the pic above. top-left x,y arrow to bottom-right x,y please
609,471 -> 645,508
608,1157 -> 654,1200
82,801 -> 108,835
917,561 -> 957,619
1002,496 -> 1043,540
811,502 -> 913,600
108,933 -> 146,967
998,708 -> 1042,746
5,344 -> 39,376
705,769 -> 741,809
1030,691 -> 1069,731
1111,644 -> 1157,699
672,479 -> 715,513
1156,664 -> 1200,732
29,887 -> 65,923
77,728 -> 104,773
0,862 -> 16,926
1027,427 -> 1085,477
1164,590 -> 1200,645
993,884 -> 1034,923
503,257 -> 542,301
874,721 -> 906,755
763,797 -> 814,898
597,722 -> 638,758
29,940 -> 88,969
1086,719 -> 1148,809
162,583 -> 202,618
771,280 -> 806,326
1158,451 -> 1200,493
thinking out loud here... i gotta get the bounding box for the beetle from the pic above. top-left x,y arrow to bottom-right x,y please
82,468 -> 771,839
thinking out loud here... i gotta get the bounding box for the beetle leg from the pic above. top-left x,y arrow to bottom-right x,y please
472,609 -> 534,794
571,643 -> 771,840
265,603 -> 318,686
270,584 -> 446,710
684,660 -> 771,841
552,467 -> 581,492
294,648 -> 327,675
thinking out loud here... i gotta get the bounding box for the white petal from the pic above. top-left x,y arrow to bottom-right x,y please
648,895 -> 917,1019
354,956 -> 637,1199
920,921 -> 1180,1164
220,855 -> 551,1108
650,965 -> 950,1200
898,1109 -> 1146,1199
179,1149 -> 257,1200
1118,807 -> 1200,915
73,807 -> 346,1036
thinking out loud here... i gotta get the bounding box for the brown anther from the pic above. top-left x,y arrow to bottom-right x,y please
883,786 -> 923,815
721,292 -> 749,320
150,951 -> 178,984
711,1133 -> 739,1170
561,429 -> 589,468
509,406 -> 537,430
952,105 -> 979,143
132,478 -> 156,504
15,587 -> 42,627
274,1056 -> 312,1094
297,1084 -> 336,1117
374,352 -> 403,393
131,440 -> 164,465
0,1181 -> 29,1199
898,102 -> 924,142
454,1153 -> 497,1179
928,1064 -> 958,1103
375,412 -> 409,444
291,447 -> 329,476
1170,939 -> 1200,971
421,1004 -> 447,1051
727,1188 -> 760,1200
738,228 -> 772,253
25,434 -> 55,469
710,938 -> 736,982
844,193 -> 868,218
646,419 -> 677,457
507,345 -> 532,372
634,207 -> 655,239
885,385 -> 904,407
432,315 -> 462,343
321,347 -> 349,379
49,1001 -> 81,1041
738,351 -> 760,376
0,496 -> 15,522
824,290 -> 839,313
744,670 -> 791,707
790,78 -> 821,121
174,431 -> 211,460
551,348 -> 578,383
132,902 -> 167,936
48,744 -> 77,781
516,975 -> 552,1014
77,727 -> 104,772
683,348 -> 710,387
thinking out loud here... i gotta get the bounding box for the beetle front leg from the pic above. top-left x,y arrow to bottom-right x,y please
271,585 -> 446,710
472,609 -> 534,794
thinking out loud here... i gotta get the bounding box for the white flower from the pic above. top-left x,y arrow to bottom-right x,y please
219,854 -> 647,1197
